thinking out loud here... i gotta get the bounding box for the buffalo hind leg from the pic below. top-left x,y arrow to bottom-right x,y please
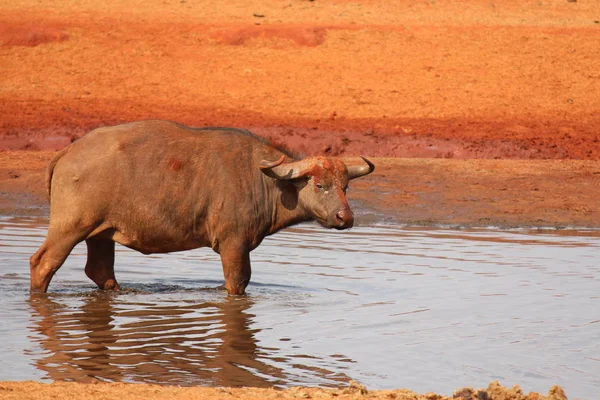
85,237 -> 119,290
30,234 -> 82,293
219,244 -> 251,295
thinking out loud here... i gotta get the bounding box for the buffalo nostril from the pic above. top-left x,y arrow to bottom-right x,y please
335,209 -> 354,227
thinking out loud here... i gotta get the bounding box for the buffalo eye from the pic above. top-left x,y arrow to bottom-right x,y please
316,183 -> 323,189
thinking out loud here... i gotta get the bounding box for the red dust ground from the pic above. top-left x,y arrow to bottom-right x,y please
2,1 -> 600,158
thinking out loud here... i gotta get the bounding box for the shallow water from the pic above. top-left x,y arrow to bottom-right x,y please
0,217 -> 598,398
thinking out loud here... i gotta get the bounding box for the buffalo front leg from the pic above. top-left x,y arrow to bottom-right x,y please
219,244 -> 251,295
85,238 -> 119,290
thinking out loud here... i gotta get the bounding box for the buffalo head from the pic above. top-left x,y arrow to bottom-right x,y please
260,155 -> 375,230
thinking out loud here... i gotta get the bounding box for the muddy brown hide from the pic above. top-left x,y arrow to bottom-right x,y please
30,120 -> 374,295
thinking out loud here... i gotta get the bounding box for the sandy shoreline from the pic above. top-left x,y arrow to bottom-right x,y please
0,380 -> 568,400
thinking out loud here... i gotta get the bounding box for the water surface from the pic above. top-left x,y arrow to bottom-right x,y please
0,217 -> 598,398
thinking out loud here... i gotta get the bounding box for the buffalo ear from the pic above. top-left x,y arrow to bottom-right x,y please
347,156 -> 375,180
259,156 -> 314,180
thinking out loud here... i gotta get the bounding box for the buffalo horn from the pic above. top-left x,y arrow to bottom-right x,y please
347,156 -> 375,180
260,156 -> 314,180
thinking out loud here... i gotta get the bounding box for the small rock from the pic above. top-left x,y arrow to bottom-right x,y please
343,381 -> 368,396
476,390 -> 489,400
548,385 -> 567,400
287,387 -> 311,398
453,387 -> 474,399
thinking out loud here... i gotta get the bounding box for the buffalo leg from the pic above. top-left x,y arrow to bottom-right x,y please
85,238 -> 119,290
219,245 -> 251,295
30,233 -> 82,293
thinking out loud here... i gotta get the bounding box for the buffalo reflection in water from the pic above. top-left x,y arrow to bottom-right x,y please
27,290 -> 351,387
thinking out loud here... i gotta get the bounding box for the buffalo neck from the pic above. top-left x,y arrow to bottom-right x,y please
263,176 -> 313,235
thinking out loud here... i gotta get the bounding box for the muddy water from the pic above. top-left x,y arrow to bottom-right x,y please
0,217 -> 598,399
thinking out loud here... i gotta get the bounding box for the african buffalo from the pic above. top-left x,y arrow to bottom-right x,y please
30,120 -> 374,295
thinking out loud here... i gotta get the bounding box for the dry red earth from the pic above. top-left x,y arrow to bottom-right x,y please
1,0 -> 600,158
